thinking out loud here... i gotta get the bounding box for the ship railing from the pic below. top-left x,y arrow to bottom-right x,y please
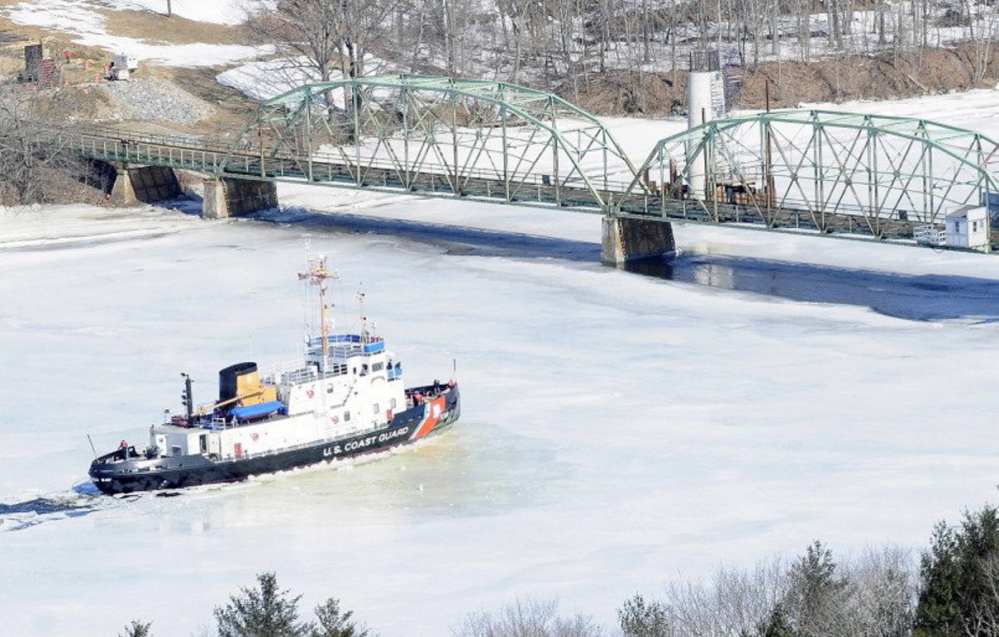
258,360 -> 317,386
308,335 -> 386,359
312,334 -> 384,347
208,416 -> 236,430
322,345 -> 363,359
307,344 -> 366,360
280,367 -> 318,385
183,416 -> 238,431
335,345 -> 365,358
262,359 -> 351,386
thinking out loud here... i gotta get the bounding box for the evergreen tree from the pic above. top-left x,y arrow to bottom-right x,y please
784,540 -> 847,637
214,572 -> 309,637
915,505 -> 999,637
310,597 -> 369,637
118,620 -> 153,637
754,603 -> 795,637
618,593 -> 671,637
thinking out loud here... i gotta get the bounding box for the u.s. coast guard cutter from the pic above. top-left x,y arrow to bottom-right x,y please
89,257 -> 460,495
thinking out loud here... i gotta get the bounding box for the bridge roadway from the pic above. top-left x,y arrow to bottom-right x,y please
57,124 -> 993,249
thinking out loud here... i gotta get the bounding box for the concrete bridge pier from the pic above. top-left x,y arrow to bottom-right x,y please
202,178 -> 227,219
203,177 -> 279,219
108,166 -> 136,206
108,164 -> 182,206
601,216 -> 676,265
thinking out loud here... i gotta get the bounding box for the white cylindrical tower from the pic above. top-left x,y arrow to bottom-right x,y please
686,70 -> 725,199
687,71 -> 718,129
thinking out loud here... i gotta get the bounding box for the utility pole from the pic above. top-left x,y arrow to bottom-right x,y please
166,0 -> 172,16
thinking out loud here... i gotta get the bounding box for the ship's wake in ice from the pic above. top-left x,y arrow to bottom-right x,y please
0,487 -> 114,532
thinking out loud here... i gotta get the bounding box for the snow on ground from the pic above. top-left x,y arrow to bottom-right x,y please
216,56 -> 318,101
2,0 -> 266,67
216,53 -> 395,102
103,0 -> 249,25
801,86 -> 999,135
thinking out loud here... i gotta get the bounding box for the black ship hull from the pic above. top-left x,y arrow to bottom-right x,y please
89,386 -> 460,495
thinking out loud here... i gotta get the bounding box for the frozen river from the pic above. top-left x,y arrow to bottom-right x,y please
2,0 -> 999,625
2,191 -> 999,637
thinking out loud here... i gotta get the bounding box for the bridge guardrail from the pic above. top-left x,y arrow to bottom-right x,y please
58,123 -> 638,199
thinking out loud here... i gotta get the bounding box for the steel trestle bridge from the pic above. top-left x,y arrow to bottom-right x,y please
55,74 -> 999,250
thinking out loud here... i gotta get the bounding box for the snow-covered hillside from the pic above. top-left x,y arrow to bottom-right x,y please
2,0 -> 264,67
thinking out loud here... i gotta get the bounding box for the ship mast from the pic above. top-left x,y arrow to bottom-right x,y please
358,290 -> 368,344
298,256 -> 338,359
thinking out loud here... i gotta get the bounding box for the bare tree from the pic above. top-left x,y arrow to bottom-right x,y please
451,597 -> 602,637
840,546 -> 916,637
659,558 -> 790,637
971,6 -> 999,83
0,86 -> 89,206
966,554 -> 999,637
245,0 -> 395,122
616,542 -> 915,637
421,0 -> 482,76
498,0 -> 557,83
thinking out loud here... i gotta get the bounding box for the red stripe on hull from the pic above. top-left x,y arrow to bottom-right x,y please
413,396 -> 446,438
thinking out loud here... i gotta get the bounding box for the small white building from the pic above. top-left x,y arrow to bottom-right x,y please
946,206 -> 990,251
111,53 -> 138,80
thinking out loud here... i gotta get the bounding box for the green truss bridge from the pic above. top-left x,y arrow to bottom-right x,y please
59,74 -> 999,261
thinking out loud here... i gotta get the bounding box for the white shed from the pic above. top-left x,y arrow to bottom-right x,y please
113,52 -> 137,71
111,52 -> 138,80
946,206 -> 989,251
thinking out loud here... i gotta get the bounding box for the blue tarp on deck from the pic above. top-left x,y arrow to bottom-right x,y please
231,400 -> 286,420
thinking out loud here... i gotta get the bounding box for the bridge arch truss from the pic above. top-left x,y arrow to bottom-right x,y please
224,74 -> 641,209
617,111 -> 999,239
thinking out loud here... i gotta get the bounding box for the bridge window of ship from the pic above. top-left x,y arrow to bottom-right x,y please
344,412 -> 351,422
390,398 -> 397,409
171,445 -> 182,456
372,362 -> 384,372
373,403 -> 380,414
